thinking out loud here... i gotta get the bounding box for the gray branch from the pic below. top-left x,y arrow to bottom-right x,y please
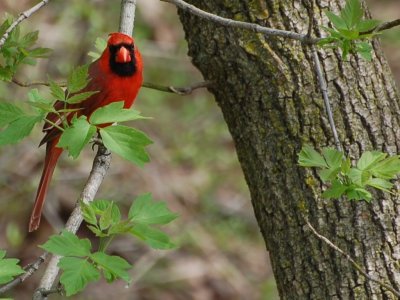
0,0 -> 51,50
161,0 -> 318,44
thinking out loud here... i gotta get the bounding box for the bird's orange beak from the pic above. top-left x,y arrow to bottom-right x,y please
116,46 -> 131,63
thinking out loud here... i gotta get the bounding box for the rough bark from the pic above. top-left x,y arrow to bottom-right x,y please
177,0 -> 400,299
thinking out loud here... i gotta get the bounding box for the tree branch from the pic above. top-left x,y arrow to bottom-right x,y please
311,46 -> 342,151
12,77 -> 211,95
35,145 -> 111,298
161,0 -> 318,44
0,0 -> 51,50
305,219 -> 400,298
142,80 -> 212,95
0,252 -> 48,295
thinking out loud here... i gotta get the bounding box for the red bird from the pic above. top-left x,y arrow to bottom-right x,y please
29,33 -> 143,232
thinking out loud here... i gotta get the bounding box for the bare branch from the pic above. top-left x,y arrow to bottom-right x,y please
0,252 -> 48,295
35,145 -> 111,297
311,46 -> 342,151
12,77 -> 211,95
305,220 -> 400,298
0,0 -> 51,50
142,80 -> 212,95
119,0 -> 137,35
361,18 -> 400,35
161,0 -> 318,44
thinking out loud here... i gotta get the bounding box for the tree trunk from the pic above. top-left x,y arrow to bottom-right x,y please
177,0 -> 400,299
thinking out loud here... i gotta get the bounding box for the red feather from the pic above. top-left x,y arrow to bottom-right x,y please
29,33 -> 143,232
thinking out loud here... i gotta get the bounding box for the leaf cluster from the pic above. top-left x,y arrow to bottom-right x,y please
319,0 -> 380,61
0,17 -> 51,81
0,250 -> 24,285
298,145 -> 400,201
41,195 -> 178,296
0,63 -> 151,166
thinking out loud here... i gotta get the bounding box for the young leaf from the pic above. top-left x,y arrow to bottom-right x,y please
326,12 -> 348,30
0,115 -> 41,145
358,19 -> 380,32
0,102 -> 25,127
322,147 -> 343,168
90,252 -> 131,283
41,231 -> 92,257
49,80 -> 65,100
89,200 -> 121,224
128,193 -> 178,225
298,145 -> 328,168
99,203 -> 115,231
57,116 -> 96,159
370,155 -> 400,179
67,91 -> 99,104
100,125 -> 152,167
355,42 -> 372,61
90,101 -> 147,125
357,151 -> 386,170
130,224 -> 176,250
59,257 -> 100,296
0,250 -> 24,284
88,37 -> 107,60
67,64 -> 90,94
346,186 -> 372,201
81,201 -> 98,226
340,0 -> 363,29
366,178 -> 393,192
319,167 -> 341,182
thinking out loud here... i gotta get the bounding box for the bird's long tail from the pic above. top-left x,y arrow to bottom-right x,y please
29,141 -> 63,232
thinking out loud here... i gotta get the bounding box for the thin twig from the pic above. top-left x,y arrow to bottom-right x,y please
311,46 -> 342,151
142,80 -> 212,95
12,77 -> 211,95
161,0 -> 318,44
305,220 -> 400,298
361,18 -> 400,35
0,252 -> 48,294
0,0 -> 51,49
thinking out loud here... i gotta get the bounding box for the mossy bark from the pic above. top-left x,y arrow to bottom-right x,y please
178,0 -> 400,299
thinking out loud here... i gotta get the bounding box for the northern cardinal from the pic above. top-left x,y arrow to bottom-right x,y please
29,32 -> 143,232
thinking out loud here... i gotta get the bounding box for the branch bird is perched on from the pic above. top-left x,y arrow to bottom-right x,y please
29,32 -> 143,232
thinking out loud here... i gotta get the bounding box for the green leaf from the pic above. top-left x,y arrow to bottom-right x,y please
100,125 -> 152,167
90,101 -> 147,125
0,250 -> 24,284
108,220 -> 135,235
322,180 -> 348,199
49,80 -> 65,100
358,19 -> 380,32
89,200 -> 121,224
57,116 -> 96,159
0,115 -> 41,145
319,167 -> 341,182
128,193 -> 178,225
130,224 -> 176,249
81,201 -> 98,226
346,186 -> 372,201
28,47 -> 52,58
67,91 -> 99,104
326,12 -> 348,30
99,202 -> 114,231
88,37 -> 107,60
322,147 -> 343,168
366,178 -> 393,192
341,157 -> 352,174
348,167 -> 363,186
370,155 -> 400,179
0,102 -> 25,127
40,231 -> 92,257
59,257 -> 100,296
298,145 -> 328,168
90,252 -> 131,283
340,0 -> 363,29
20,31 -> 38,48
67,64 -> 90,93
355,41 -> 372,61
357,151 -> 387,170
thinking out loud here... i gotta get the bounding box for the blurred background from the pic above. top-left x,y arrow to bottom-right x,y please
0,0 -> 398,299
